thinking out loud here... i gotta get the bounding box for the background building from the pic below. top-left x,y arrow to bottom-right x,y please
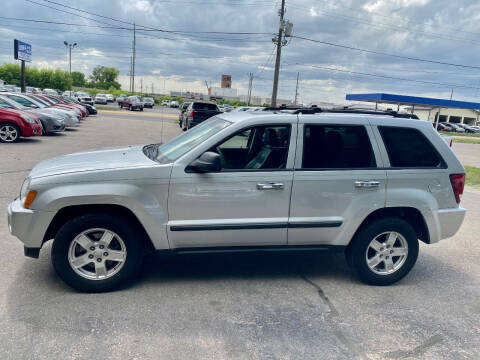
221,75 -> 231,88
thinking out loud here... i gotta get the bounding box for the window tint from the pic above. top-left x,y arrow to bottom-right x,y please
193,103 -> 218,111
379,126 -> 443,168
302,125 -> 375,169
211,125 -> 290,170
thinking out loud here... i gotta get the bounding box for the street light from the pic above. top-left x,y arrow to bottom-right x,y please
64,41 -> 77,91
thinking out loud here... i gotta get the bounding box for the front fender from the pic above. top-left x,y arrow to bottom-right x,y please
33,182 -> 169,249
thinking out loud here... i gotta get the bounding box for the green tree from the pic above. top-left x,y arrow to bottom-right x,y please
0,63 -> 71,90
89,66 -> 121,90
71,71 -> 86,87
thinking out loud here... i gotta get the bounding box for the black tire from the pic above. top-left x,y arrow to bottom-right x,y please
51,213 -> 144,292
0,123 -> 21,143
346,217 -> 419,286
140,108 -> 144,112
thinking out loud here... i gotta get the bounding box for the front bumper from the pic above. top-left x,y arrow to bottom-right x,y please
7,198 -> 55,251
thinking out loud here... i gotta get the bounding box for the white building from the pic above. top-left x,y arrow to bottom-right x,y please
209,87 -> 237,98
405,106 -> 480,125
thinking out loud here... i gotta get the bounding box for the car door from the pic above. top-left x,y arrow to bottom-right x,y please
288,116 -> 387,246
167,118 -> 297,249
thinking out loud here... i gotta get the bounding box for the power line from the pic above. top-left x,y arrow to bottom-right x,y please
295,63 -> 480,90
292,35 -> 480,70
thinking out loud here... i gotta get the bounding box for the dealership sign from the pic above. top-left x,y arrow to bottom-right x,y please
14,39 -> 32,63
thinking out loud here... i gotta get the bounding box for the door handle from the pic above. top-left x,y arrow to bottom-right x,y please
257,182 -> 284,190
354,180 -> 380,188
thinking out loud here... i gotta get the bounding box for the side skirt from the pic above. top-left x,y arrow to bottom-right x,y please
159,245 -> 346,255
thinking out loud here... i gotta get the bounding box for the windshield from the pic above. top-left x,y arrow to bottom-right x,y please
145,117 -> 231,163
27,95 -> 48,107
45,96 -> 59,104
0,96 -> 28,110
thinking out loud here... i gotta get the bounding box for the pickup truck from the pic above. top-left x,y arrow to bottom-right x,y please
118,96 -> 144,111
182,102 -> 222,130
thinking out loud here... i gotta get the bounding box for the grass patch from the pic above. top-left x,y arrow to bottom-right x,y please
453,137 -> 480,144
440,131 -> 480,138
465,166 -> 480,188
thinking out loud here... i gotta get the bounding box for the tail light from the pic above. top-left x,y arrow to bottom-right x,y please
190,111 -> 194,119
449,174 -> 465,204
449,139 -> 453,147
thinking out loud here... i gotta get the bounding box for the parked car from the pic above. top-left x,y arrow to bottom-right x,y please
439,122 -> 465,133
43,95 -> 87,118
42,88 -> 58,96
218,104 -> 233,112
456,123 -> 479,133
0,95 -> 65,135
63,96 -> 97,115
178,101 -> 191,128
2,93 -> 79,128
7,110 -> 466,291
94,94 -> 108,105
142,97 -> 154,108
170,100 -> 179,108
182,102 -> 221,130
34,94 -> 86,119
0,106 -> 42,142
74,92 -> 94,106
161,100 -> 170,106
106,94 -> 115,103
26,87 -> 35,94
117,94 -> 127,103
118,96 -> 144,111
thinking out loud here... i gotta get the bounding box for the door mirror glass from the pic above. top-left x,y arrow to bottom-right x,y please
187,151 -> 222,173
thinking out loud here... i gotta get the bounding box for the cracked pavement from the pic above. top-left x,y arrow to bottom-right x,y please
0,112 -> 479,359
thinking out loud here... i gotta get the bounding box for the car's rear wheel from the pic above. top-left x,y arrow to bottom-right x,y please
51,214 -> 144,292
346,217 -> 419,285
0,123 -> 20,143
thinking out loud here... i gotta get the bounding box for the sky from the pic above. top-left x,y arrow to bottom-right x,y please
1,0 -> 480,104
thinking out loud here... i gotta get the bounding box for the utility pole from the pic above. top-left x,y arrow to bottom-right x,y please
294,72 -> 299,105
247,72 -> 253,106
129,56 -> 132,93
131,23 -> 136,95
64,41 -> 77,92
450,88 -> 454,100
271,0 -> 285,107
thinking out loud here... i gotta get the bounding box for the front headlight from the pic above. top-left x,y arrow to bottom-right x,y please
20,114 -> 36,124
20,177 -> 31,201
19,177 -> 37,208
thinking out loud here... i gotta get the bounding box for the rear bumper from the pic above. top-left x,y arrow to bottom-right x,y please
7,198 -> 55,250
428,207 -> 466,243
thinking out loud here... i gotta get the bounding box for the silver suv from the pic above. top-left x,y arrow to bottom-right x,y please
8,112 -> 466,292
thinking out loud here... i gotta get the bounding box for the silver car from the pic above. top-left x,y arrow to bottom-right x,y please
3,93 -> 79,127
8,112 -> 466,292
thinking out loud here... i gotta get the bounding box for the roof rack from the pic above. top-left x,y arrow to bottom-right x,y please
263,105 -> 419,119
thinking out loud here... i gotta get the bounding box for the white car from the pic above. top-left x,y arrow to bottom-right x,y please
94,94 -> 108,105
106,94 -> 115,103
7,109 -> 466,292
43,89 -> 58,95
161,100 -> 171,106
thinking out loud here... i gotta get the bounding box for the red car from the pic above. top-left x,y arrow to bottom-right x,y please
33,94 -> 86,118
0,107 -> 43,143
44,95 -> 88,117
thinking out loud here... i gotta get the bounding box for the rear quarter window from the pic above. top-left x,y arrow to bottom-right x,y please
379,126 -> 445,168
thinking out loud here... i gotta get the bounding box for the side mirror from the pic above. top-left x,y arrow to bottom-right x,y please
187,151 -> 222,173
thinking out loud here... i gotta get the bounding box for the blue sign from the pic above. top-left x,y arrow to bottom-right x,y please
14,39 -> 32,63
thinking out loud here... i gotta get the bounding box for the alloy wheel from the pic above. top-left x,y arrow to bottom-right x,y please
68,228 -> 127,280
0,125 -> 19,142
365,231 -> 408,275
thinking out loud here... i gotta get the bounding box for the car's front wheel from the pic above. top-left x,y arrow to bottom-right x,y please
0,123 -> 20,143
51,214 -> 144,292
346,217 -> 419,285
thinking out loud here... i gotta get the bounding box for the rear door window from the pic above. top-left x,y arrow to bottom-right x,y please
379,126 -> 445,168
302,125 -> 376,169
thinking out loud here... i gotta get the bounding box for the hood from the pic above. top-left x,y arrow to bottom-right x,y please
30,145 -> 157,178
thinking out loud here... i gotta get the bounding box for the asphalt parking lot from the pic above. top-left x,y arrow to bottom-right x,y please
1,111 -> 479,359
